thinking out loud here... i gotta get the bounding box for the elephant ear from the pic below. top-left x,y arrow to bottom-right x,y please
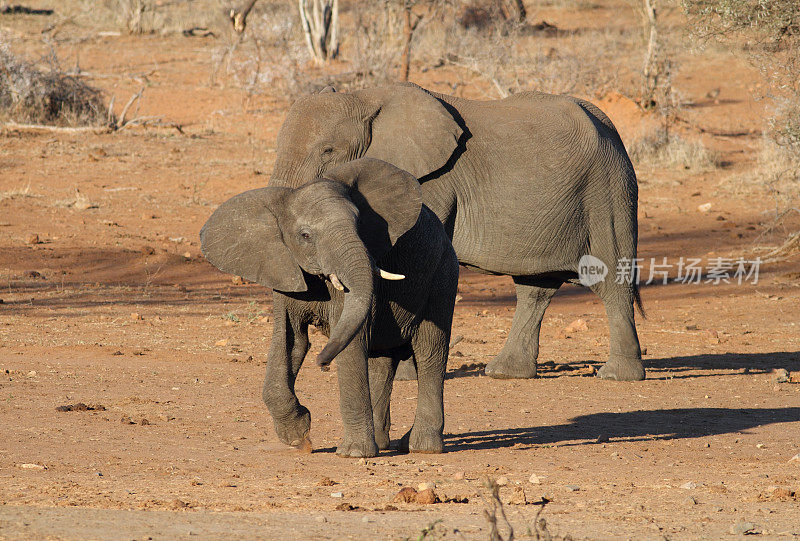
323,158 -> 422,261
356,84 -> 462,180
200,187 -> 307,292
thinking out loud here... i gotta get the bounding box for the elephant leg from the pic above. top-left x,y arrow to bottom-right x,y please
263,296 -> 312,449
591,280 -> 645,381
399,318 -> 450,455
368,353 -> 399,451
485,276 -> 562,379
335,341 -> 379,458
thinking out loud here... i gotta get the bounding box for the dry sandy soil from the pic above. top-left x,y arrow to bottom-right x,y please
1,1 -> 799,539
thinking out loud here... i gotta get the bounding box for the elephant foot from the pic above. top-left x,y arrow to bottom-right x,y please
394,359 -> 418,381
375,430 -> 391,451
597,357 -> 645,381
398,427 -> 444,454
485,351 -> 538,379
336,436 -> 378,458
274,407 -> 311,448
290,434 -> 313,453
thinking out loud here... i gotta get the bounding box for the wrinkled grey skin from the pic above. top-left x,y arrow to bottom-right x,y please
201,158 -> 459,458
269,83 -> 644,382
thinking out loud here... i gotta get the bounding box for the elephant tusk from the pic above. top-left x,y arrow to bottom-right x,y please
378,268 -> 405,280
329,273 -> 345,291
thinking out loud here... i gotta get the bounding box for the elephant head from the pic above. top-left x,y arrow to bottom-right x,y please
201,158 -> 422,368
271,84 -> 463,186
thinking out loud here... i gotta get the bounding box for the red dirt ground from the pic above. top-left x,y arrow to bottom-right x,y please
1,2 -> 799,539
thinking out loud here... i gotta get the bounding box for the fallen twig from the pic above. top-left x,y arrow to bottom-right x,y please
1,121 -> 111,134
106,94 -> 116,127
115,116 -> 162,131
761,230 -> 800,262
1,5 -> 53,15
183,27 -> 215,38
117,87 -> 144,129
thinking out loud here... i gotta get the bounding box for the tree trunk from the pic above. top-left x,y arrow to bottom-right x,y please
298,0 -> 339,63
229,0 -> 258,33
640,0 -> 659,109
399,1 -> 423,82
400,3 -> 413,81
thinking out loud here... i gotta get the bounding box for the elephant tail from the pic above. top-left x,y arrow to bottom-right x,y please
634,283 -> 646,319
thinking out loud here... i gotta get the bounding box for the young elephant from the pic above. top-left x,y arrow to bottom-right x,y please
200,158 -> 459,458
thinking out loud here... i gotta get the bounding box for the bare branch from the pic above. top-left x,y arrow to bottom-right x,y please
117,87 -> 144,128
1,122 -> 112,134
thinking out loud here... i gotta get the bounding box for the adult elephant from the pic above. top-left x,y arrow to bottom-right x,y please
269,83 -> 644,382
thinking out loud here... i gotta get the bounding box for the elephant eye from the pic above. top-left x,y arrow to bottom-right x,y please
300,231 -> 311,240
321,146 -> 334,156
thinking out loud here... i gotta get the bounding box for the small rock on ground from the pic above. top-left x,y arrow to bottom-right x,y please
729,522 -> 758,535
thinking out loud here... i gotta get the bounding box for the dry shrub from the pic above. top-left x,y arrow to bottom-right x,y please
346,2 -> 403,89
482,477 -> 572,541
629,125 -> 717,172
731,134 -> 800,206
414,4 -> 633,98
214,2 -> 403,100
457,4 -> 496,31
98,0 -> 220,36
756,137 -> 800,203
0,45 -> 110,127
213,4 -> 311,98
214,1 -> 641,105
683,0 -> 800,243
116,0 -> 151,34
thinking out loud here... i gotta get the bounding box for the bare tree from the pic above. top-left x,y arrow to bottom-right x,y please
399,1 -> 453,81
229,0 -> 339,64
399,1 -> 422,81
298,0 -> 339,63
629,0 -> 672,110
639,0 -> 659,108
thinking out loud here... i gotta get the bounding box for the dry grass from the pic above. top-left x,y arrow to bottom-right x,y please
482,477 -> 573,541
723,136 -> 800,206
108,0 -> 222,35
208,2 -> 675,105
213,3 -> 407,100
721,136 -> 800,261
116,0 -> 151,34
212,4 -> 309,98
754,137 -> 800,203
629,126 -> 717,172
412,5 -> 639,99
0,44 -> 110,127
0,183 -> 35,204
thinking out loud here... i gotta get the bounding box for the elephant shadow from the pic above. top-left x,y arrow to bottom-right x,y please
445,361 -> 486,380
645,351 -> 800,378
443,351 -> 800,380
445,406 -> 800,452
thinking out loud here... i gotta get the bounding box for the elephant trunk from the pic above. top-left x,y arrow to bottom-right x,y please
315,227 -> 374,369
270,154 -> 321,188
